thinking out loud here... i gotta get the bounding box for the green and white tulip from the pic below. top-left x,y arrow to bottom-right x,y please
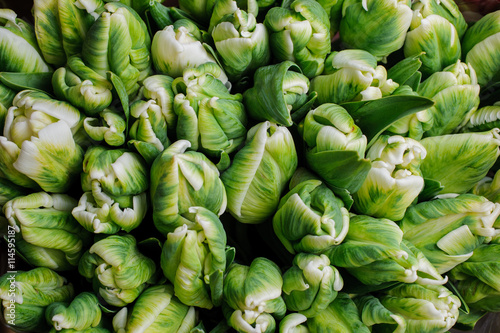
152,20 -> 228,83
0,90 -> 84,192
83,107 -> 126,146
79,146 -> 149,198
53,1 -> 152,111
172,62 -> 235,103
212,8 -> 270,82
0,9 -> 51,73
339,0 -> 412,61
404,13 -> 461,76
243,61 -> 315,126
128,75 -> 176,164
353,135 -> 426,221
32,0 -> 103,67
196,96 -> 247,161
82,2 -> 152,96
72,146 -> 149,234
0,268 -> 74,332
411,0 -> 467,38
264,0 -> 331,78
208,0 -> 259,33
461,10 -> 500,88
52,55 -> 114,116
298,103 -> 370,195
419,129 -> 500,195
3,192 -> 92,271
78,234 -> 157,307
112,284 -> 197,333
400,193 -> 500,273
450,244 -> 500,312
418,60 -> 480,137
282,253 -> 343,317
378,283 -> 460,333
139,74 -> 177,131
325,214 -> 447,285
223,257 -> 286,333
310,49 -> 399,105
172,67 -> 247,165
161,207 -> 227,309
273,168 -> 349,254
45,292 -> 102,331
221,121 -> 297,224
151,140 -> 227,236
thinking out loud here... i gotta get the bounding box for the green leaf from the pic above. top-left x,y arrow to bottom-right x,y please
445,280 -> 470,314
342,95 -> 435,147
452,309 -> 488,331
144,8 -> 156,40
290,91 -> 318,124
0,72 -> 54,94
306,150 -> 371,195
387,52 -> 424,85
244,61 -> 309,126
337,100 -> 367,114
209,269 -> 224,307
405,71 -> 422,92
148,1 -> 174,30
225,246 -> 236,270
108,71 -> 129,132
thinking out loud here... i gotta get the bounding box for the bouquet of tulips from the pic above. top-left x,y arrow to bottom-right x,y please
1,0 -> 500,332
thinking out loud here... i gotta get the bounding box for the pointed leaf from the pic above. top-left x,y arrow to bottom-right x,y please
405,71 -> 422,92
291,91 -> 318,124
343,95 -> 435,147
225,246 -> 236,270
108,71 -> 129,131
446,280 -> 470,315
0,72 -> 54,94
387,53 -> 424,85
306,150 -> 371,195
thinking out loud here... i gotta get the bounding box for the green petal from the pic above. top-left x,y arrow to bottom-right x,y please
221,122 -> 297,223
419,130 -> 500,195
339,0 -> 412,60
404,14 -> 461,76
